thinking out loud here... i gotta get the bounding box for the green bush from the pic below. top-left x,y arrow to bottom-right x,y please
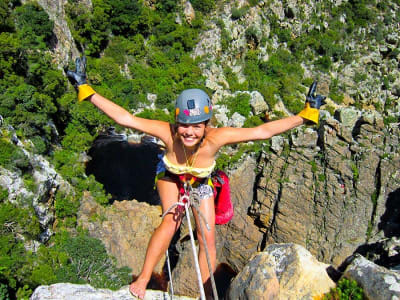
220,93 -> 251,118
136,109 -> 174,123
322,278 -> 365,300
13,2 -> 54,49
224,66 -> 248,92
55,231 -> 131,290
191,0 -> 215,13
231,6 -> 249,20
0,0 -> 14,33
0,138 -> 30,171
243,115 -> 264,128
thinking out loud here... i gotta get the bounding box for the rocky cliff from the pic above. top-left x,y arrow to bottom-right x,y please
251,110 -> 400,266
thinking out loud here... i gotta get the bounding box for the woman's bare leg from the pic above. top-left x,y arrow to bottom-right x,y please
193,195 -> 216,299
129,179 -> 182,299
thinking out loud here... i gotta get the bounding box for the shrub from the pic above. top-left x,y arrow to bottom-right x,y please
136,109 -> 173,123
55,231 -> 131,290
0,138 -> 30,171
243,115 -> 264,128
13,2 -> 54,49
322,277 -> 365,300
231,6 -> 249,20
220,93 -> 251,118
191,0 -> 215,13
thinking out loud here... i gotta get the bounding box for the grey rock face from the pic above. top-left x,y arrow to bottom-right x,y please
30,283 -> 196,300
251,112 -> 400,266
344,254 -> 400,300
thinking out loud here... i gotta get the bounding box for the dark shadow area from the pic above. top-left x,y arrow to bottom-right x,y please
353,188 -> 400,269
378,188 -> 400,238
214,263 -> 237,299
86,129 -> 162,204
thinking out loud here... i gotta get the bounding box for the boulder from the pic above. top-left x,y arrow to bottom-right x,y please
228,243 -> 335,299
250,91 -> 269,115
30,283 -> 195,300
344,254 -> 400,300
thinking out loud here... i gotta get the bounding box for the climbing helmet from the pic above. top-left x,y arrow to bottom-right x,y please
175,89 -> 212,124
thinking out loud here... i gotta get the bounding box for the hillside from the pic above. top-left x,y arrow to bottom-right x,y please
0,0 -> 399,298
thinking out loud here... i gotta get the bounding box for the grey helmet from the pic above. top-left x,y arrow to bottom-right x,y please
175,89 -> 212,124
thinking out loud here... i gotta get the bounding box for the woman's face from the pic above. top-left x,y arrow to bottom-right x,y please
176,122 -> 206,148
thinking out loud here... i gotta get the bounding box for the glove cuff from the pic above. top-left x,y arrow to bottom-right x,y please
78,84 -> 96,102
297,102 -> 320,125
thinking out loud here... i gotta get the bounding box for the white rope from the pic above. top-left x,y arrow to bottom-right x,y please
162,184 -> 219,300
184,199 -> 207,300
165,249 -> 174,297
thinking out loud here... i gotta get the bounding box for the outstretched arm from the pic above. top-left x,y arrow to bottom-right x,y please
88,93 -> 171,139
66,57 -> 171,143
209,115 -> 304,147
208,81 -> 325,148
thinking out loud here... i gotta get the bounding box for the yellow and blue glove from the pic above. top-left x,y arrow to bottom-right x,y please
66,57 -> 95,102
297,81 -> 326,125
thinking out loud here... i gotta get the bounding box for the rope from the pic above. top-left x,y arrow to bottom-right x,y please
165,249 -> 174,297
162,183 -> 219,300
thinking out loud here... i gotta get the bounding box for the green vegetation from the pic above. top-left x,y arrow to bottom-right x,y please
219,93 -> 251,118
322,278 -> 365,300
243,49 -> 305,112
216,141 -> 265,170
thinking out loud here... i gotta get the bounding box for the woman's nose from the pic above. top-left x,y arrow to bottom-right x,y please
186,126 -> 194,135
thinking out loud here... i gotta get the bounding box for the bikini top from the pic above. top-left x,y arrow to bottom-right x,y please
162,155 -> 216,178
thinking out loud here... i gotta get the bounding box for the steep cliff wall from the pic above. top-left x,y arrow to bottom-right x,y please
250,110 -> 400,265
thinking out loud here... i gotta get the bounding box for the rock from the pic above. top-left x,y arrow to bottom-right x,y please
228,243 -> 335,299
344,254 -> 400,300
335,107 -> 361,129
77,194 -> 164,275
30,283 -> 196,300
250,91 -> 269,115
213,104 -> 230,127
228,252 -> 280,299
252,112 -> 400,266
270,136 -> 287,155
183,1 -> 195,24
228,112 -> 246,128
217,155 -> 263,272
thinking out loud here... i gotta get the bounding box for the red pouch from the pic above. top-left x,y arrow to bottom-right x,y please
212,170 -> 234,225
177,171 -> 234,225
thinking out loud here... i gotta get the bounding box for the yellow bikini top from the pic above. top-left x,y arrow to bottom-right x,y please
162,155 -> 216,178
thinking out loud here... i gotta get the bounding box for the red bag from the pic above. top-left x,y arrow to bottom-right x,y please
212,170 -> 234,225
176,171 -> 234,225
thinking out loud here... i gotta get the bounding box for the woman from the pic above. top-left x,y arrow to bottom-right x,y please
67,57 -> 325,299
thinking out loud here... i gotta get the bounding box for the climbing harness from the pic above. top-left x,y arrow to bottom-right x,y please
162,180 -> 219,300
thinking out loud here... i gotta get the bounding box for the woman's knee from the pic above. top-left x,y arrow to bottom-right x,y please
197,227 -> 216,250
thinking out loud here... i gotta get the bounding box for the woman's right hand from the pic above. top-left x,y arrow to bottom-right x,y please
66,56 -> 96,102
